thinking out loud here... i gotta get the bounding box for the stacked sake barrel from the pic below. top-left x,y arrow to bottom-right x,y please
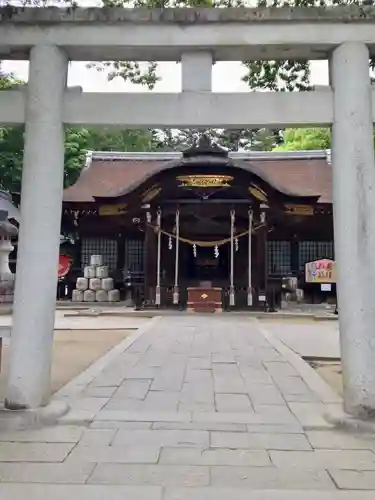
72,255 -> 120,303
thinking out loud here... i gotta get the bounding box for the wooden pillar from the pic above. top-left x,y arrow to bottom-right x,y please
116,231 -> 125,272
155,208 -> 162,306
173,207 -> 180,304
291,235 -> 299,275
148,218 -> 157,303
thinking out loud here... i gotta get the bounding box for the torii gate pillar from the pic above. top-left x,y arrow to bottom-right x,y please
5,44 -> 68,409
331,42 -> 375,418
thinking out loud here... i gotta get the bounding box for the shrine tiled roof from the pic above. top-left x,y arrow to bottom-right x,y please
63,150 -> 332,204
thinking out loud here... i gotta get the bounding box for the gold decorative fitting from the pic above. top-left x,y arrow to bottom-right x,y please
284,204 -> 314,216
141,184 -> 161,203
201,293 -> 208,300
177,175 -> 233,188
248,184 -> 268,202
99,203 -> 127,216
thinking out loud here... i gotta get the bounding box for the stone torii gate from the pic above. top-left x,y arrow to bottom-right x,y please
1,6 -> 375,418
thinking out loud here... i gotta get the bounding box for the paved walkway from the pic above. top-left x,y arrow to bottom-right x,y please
0,309 -> 149,332
260,319 -> 340,359
0,315 -> 375,499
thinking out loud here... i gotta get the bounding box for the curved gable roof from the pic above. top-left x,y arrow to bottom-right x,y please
63,151 -> 332,204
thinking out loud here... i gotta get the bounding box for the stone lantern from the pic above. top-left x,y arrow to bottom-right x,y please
0,191 -> 20,303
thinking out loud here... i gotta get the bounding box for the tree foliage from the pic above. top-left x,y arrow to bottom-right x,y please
274,128 -> 331,151
0,68 -> 24,192
0,69 -> 159,192
274,127 -> 375,151
0,126 -> 161,194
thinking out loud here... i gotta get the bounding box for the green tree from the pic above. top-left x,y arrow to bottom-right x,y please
64,127 -> 159,186
0,125 -> 162,193
251,129 -> 283,151
0,67 -> 162,191
84,128 -> 156,152
0,126 -> 24,193
0,67 -> 23,89
274,128 -> 331,151
0,125 -> 89,192
63,128 -> 91,187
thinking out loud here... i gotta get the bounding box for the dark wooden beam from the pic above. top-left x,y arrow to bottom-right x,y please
160,199 -> 252,205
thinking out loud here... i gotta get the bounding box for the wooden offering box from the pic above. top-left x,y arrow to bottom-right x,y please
187,287 -> 222,313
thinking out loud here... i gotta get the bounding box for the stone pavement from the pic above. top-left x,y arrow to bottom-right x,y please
0,315 -> 375,499
0,309 -> 149,333
260,318 -> 340,359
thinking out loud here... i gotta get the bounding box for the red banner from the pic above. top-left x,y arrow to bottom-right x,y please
58,254 -> 72,278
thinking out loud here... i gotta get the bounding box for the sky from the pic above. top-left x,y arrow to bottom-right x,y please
3,60 -> 329,93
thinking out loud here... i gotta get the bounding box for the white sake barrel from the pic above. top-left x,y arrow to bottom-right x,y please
108,289 -> 120,302
96,289 -> 108,302
90,255 -> 103,266
84,265 -> 96,279
83,289 -> 96,302
101,277 -> 114,291
96,265 -> 109,279
296,288 -> 304,303
72,289 -> 84,302
89,278 -> 101,291
76,277 -> 88,291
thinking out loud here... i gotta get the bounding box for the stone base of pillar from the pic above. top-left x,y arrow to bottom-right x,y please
229,287 -> 235,307
2,399 -> 69,425
172,287 -> 179,305
155,286 -> 161,306
247,288 -> 253,307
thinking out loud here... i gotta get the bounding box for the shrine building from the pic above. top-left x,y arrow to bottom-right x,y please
61,138 -> 334,310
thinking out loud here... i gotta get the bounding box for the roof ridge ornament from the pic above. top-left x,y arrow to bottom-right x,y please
182,133 -> 228,159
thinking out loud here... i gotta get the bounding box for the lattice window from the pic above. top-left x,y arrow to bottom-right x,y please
299,241 -> 334,270
124,239 -> 144,273
81,238 -> 117,272
268,241 -> 291,275
317,241 -> 334,259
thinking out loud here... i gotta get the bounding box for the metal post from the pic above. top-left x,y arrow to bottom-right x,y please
155,208 -> 161,306
143,211 -> 152,305
261,209 -> 268,311
172,207 -> 180,304
247,209 -> 253,306
229,209 -> 235,307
